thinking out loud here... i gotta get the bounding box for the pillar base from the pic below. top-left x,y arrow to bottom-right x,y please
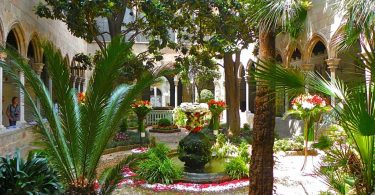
16,121 -> 27,127
0,125 -> 5,131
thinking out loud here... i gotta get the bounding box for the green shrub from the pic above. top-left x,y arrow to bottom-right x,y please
313,135 -> 333,150
212,134 -> 250,160
158,118 -> 172,127
224,156 -> 249,179
242,123 -> 251,131
147,143 -> 170,160
136,143 -> 182,184
199,89 -> 214,103
173,107 -> 187,126
0,150 -> 63,194
238,141 -> 250,163
119,118 -> 128,132
274,136 -> 304,152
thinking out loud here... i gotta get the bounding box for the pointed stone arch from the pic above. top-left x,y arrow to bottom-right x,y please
6,22 -> 26,56
305,33 -> 329,62
27,32 -> 43,63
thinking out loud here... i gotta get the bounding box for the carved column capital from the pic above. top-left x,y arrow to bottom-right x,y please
32,63 -> 45,75
325,58 -> 341,71
301,63 -> 315,72
0,52 -> 7,61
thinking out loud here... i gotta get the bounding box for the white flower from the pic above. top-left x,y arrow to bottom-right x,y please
179,102 -> 209,113
292,105 -> 298,110
301,101 -> 315,110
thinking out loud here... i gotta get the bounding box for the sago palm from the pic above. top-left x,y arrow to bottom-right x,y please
252,40 -> 375,194
0,36 -> 168,194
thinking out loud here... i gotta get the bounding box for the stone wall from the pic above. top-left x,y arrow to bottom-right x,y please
0,125 -> 37,158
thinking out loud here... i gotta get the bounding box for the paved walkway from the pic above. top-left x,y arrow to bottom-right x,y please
101,130 -> 331,195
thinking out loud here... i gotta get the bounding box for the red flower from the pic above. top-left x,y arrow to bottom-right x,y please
192,126 -> 202,133
208,99 -> 226,108
93,179 -> 100,191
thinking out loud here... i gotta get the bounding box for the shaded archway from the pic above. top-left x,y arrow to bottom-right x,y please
25,35 -> 42,122
4,25 -> 25,126
311,41 -> 329,78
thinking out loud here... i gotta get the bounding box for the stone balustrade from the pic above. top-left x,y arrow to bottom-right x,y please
0,125 -> 37,157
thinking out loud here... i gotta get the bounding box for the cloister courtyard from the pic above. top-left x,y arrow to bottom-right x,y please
1,0 -> 375,194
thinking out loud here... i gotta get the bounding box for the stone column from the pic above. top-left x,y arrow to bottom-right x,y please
0,52 -> 7,129
32,63 -> 44,113
301,63 -> 314,93
326,58 -> 340,106
213,79 -> 220,100
48,78 -> 53,97
153,86 -> 158,106
76,78 -> 81,92
19,71 -> 26,125
174,77 -> 179,107
244,75 -> 250,112
81,79 -> 86,92
71,76 -> 77,90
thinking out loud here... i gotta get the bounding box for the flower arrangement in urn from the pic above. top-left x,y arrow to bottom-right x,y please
285,93 -> 331,169
207,100 -> 226,135
180,103 -> 209,133
131,100 -> 152,143
178,103 -> 211,172
77,92 -> 86,104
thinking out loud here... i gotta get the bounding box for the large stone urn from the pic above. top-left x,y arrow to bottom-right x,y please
178,103 -> 211,172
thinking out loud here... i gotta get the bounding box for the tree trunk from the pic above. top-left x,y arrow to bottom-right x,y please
224,52 -> 240,136
107,9 -> 126,39
249,30 -> 276,195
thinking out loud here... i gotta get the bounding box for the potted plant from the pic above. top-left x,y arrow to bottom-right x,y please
207,99 -> 226,135
131,100 -> 152,144
285,93 -> 330,169
178,103 -> 211,172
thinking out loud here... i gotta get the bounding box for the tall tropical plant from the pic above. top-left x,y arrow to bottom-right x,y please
0,36 -> 168,193
334,0 -> 375,50
248,0 -> 310,194
252,40 -> 375,194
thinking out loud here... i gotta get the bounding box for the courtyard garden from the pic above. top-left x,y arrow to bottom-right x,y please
0,0 -> 375,195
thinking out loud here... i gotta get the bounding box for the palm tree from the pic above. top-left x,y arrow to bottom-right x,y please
248,1 -> 310,194
0,37 -> 168,193
334,0 -> 375,50
252,41 -> 375,194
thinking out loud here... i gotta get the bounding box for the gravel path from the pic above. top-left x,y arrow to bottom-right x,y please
101,130 -> 331,195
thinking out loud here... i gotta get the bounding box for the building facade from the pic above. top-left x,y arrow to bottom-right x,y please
0,0 -> 365,154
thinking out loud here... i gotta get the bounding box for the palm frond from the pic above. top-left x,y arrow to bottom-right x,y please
252,0 -> 310,37
0,47 -> 75,182
252,60 -> 305,96
0,35 -> 170,193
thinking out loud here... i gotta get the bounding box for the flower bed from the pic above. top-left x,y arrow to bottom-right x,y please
149,124 -> 181,133
118,167 -> 249,192
130,147 -> 148,154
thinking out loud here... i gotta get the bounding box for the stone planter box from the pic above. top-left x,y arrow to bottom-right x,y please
149,128 -> 181,133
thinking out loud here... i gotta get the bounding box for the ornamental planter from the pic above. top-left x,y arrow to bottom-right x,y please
207,100 -> 226,135
132,101 -> 152,145
285,94 -> 330,170
178,103 -> 211,172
